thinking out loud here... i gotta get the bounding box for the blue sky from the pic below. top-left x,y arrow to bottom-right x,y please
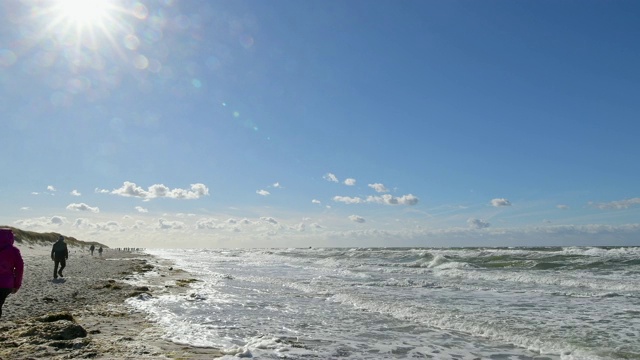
1,0 -> 639,248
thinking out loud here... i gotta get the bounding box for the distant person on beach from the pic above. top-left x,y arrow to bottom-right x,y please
51,235 -> 69,279
98,246 -> 103,257
89,244 -> 95,256
0,228 -> 24,318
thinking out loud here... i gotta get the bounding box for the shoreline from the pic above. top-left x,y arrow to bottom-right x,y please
0,243 -> 222,359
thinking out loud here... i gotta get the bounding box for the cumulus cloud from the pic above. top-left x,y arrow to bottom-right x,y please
333,196 -> 365,204
312,199 -> 321,204
334,194 -> 419,206
70,190 -> 81,196
156,218 -> 185,230
349,215 -> 366,223
344,178 -> 356,186
20,207 -> 30,211
590,198 -> 640,210
15,216 -> 67,228
261,217 -> 278,225
365,194 -> 419,206
110,181 -> 209,200
135,206 -> 148,213
368,183 -> 389,193
257,189 -> 270,196
47,185 -> 57,192
491,198 -> 511,207
273,182 -> 282,188
196,218 -> 223,230
95,188 -> 110,194
324,173 -> 339,183
50,216 -> 65,225
557,204 -> 569,210
468,218 -> 490,229
66,203 -> 100,213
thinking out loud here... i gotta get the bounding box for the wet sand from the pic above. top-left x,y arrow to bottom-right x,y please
0,243 -> 223,359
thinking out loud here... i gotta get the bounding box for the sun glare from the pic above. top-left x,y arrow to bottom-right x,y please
55,0 -> 112,25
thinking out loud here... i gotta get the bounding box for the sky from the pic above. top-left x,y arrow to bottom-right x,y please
1,0 -> 639,248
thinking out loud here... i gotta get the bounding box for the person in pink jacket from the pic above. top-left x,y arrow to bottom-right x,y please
0,228 -> 24,319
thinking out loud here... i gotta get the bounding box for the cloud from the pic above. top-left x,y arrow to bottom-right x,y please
156,218 -> 185,230
196,218 -> 223,230
467,218 -> 490,229
312,199 -> 321,204
349,215 -> 366,223
273,182 -> 282,188
47,185 -> 57,192
260,217 -> 278,225
344,178 -> 356,186
333,196 -> 365,204
20,207 -> 30,211
15,216 -> 68,228
95,188 -> 110,194
135,206 -> 148,213
66,203 -> 100,213
368,183 -> 389,193
257,189 -> 270,196
491,198 -> 511,207
70,190 -> 81,196
110,181 -> 210,200
589,197 -> 640,210
323,173 -> 339,183
365,194 -> 419,206
557,204 -> 569,210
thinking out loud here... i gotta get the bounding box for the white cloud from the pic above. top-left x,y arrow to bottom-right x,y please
47,185 -> 57,192
323,173 -> 339,183
156,218 -> 185,230
196,218 -> 223,230
590,197 -> 640,210
50,216 -> 65,225
333,196 -> 364,204
257,189 -> 270,196
491,198 -> 512,207
95,188 -> 110,194
344,178 -> 356,186
397,194 -> 419,205
368,183 -> 389,193
291,223 -> 306,232
135,206 -> 148,213
467,218 -> 490,229
557,204 -> 569,210
273,182 -> 282,188
110,181 -> 210,200
349,215 -> 366,223
365,194 -> 419,206
312,199 -> 321,204
31,192 -> 39,195
70,190 -> 81,196
261,217 -> 279,225
66,203 -> 100,213
20,207 -> 30,211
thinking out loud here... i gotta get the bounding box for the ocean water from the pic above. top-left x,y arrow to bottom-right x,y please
126,247 -> 640,359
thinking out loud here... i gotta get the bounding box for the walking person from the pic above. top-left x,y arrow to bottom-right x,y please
51,235 -> 68,279
98,246 -> 103,257
89,244 -> 95,256
0,228 -> 24,318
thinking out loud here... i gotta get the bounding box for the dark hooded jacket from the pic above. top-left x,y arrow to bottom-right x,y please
0,229 -> 24,290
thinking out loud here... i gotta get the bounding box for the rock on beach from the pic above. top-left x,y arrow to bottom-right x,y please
0,243 -> 223,359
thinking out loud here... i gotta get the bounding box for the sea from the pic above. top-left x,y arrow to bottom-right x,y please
125,247 -> 640,359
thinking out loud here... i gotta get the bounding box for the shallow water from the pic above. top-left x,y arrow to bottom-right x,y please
127,247 -> 640,359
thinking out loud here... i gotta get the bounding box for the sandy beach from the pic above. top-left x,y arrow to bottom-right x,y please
0,243 -> 223,359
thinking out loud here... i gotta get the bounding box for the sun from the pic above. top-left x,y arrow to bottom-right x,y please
54,0 -> 113,26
